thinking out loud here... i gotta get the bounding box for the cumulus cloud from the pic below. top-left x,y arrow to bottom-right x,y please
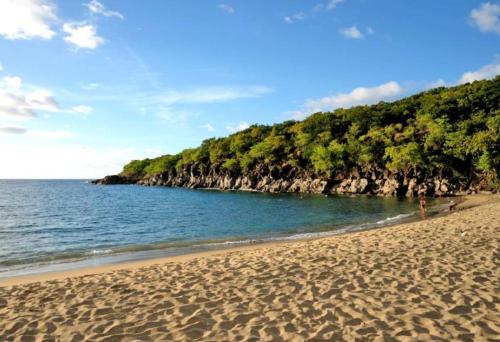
63,23 -> 104,49
27,89 -> 60,112
3,76 -> 22,90
0,76 -> 60,118
458,60 -> 500,84
0,126 -> 27,134
0,0 -> 57,40
284,12 -> 306,24
0,93 -> 37,118
155,86 -> 273,105
70,105 -> 93,115
226,122 -> 250,133
218,4 -> 235,14
289,81 -> 404,118
86,0 -> 124,19
340,26 -> 364,39
470,2 -> 500,34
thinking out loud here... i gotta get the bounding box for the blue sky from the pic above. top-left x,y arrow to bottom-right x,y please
0,0 -> 499,178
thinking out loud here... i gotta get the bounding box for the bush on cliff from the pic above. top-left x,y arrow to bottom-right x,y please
120,77 -> 500,189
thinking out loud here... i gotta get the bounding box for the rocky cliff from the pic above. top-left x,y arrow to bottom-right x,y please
93,163 -> 492,197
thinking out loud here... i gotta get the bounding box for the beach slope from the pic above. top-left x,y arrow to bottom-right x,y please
1,196 -> 499,341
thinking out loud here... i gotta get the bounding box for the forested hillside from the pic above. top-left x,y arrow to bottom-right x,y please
96,77 -> 500,196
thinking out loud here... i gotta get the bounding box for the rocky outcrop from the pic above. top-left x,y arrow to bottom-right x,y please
91,175 -> 137,185
92,163 -> 494,197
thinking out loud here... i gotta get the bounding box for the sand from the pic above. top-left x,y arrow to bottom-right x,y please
0,195 -> 499,341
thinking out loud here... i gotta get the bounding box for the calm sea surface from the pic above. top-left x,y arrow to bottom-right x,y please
0,180 -> 441,277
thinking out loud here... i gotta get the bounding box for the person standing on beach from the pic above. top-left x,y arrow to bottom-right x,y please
419,194 -> 427,216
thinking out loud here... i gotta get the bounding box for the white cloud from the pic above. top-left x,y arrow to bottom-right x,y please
86,0 -> 124,19
327,0 -> 345,10
0,126 -> 27,134
0,76 -> 60,118
470,2 -> 500,34
0,62 -> 3,72
70,105 -> 93,115
0,93 -> 37,118
298,81 -> 404,116
284,12 -> 305,24
458,60 -> 500,84
0,144 -> 157,178
226,122 -> 250,133
0,0 -> 57,40
63,23 -> 104,49
202,123 -> 215,132
27,89 -> 59,111
3,76 -> 22,90
155,86 -> 273,105
340,26 -> 364,39
218,4 -> 235,14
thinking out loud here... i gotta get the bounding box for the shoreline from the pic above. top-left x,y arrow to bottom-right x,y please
1,194 -> 498,340
0,194 -> 485,287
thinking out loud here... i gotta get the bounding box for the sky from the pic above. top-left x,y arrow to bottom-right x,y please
0,0 -> 499,179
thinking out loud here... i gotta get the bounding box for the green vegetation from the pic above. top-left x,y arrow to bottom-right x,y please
121,77 -> 500,188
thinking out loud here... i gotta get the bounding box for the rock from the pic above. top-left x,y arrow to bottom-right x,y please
93,163 -> 478,199
381,178 -> 400,196
406,178 -> 418,197
358,178 -> 369,193
92,175 -> 127,185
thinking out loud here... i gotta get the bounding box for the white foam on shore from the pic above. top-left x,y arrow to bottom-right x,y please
190,211 -> 419,249
87,249 -> 113,255
375,213 -> 415,225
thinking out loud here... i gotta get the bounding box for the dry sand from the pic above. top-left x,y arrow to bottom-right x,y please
0,195 -> 499,341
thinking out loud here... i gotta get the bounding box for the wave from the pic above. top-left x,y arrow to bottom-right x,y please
375,212 -> 415,225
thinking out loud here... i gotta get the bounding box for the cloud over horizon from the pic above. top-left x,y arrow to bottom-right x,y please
0,126 -> 27,134
294,81 -> 404,117
0,76 -> 60,119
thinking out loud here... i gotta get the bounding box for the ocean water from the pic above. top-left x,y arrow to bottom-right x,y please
0,180 -> 441,277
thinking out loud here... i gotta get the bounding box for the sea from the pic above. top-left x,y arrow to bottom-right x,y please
0,180 -> 446,278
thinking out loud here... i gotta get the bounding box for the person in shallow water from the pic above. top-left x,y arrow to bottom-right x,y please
419,194 -> 427,216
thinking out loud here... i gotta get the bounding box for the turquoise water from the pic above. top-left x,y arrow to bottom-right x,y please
0,180 -> 436,276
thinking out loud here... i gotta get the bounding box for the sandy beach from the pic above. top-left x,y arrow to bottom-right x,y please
0,195 -> 499,341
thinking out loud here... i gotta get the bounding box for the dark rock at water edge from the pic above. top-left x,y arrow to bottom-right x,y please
92,163 -> 495,197
91,175 -> 136,185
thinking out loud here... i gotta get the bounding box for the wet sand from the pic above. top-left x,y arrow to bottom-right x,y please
0,195 -> 499,341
